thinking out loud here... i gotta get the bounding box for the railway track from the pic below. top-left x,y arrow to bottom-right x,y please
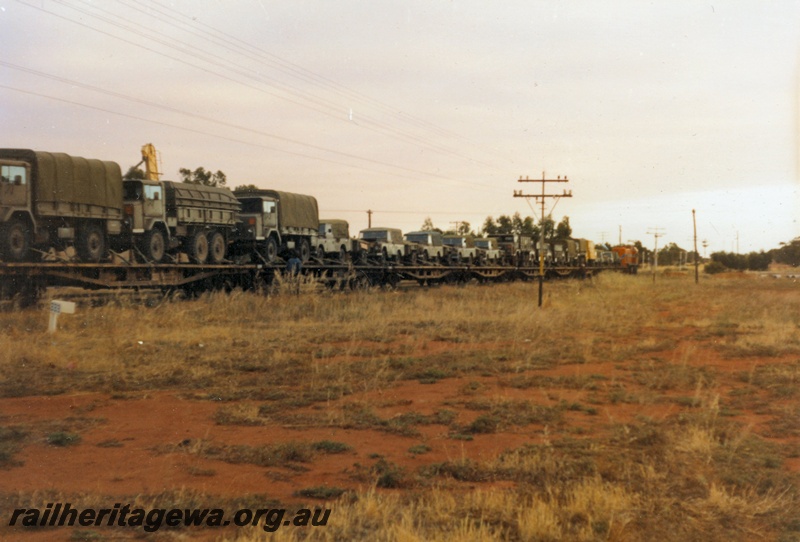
0,257 -> 610,308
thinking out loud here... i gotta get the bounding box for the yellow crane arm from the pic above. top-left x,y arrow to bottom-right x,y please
141,143 -> 160,181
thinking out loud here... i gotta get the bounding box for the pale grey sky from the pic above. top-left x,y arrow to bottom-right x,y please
1,0 -> 798,252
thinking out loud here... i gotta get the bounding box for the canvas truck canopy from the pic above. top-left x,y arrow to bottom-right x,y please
240,189 -> 318,230
0,149 -> 123,216
162,181 -> 240,226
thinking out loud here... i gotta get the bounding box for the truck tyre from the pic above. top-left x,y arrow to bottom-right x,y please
208,231 -> 226,264
264,237 -> 278,263
316,245 -> 326,261
297,238 -> 310,263
338,245 -> 348,263
77,223 -> 106,262
140,228 -> 166,263
1,219 -> 31,262
189,231 -> 209,264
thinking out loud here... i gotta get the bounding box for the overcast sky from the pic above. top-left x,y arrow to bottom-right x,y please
2,0 -> 798,253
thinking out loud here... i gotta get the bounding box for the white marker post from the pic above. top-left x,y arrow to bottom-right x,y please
48,300 -> 76,333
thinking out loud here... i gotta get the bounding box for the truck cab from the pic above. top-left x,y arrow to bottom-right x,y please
237,194 -> 280,261
489,233 -> 533,266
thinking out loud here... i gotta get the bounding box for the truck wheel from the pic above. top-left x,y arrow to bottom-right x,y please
338,245 -> 348,263
77,223 -> 106,262
316,245 -> 326,260
208,231 -> 226,263
297,239 -> 310,263
140,228 -> 166,263
1,219 -> 30,262
263,238 -> 278,263
189,231 -> 209,264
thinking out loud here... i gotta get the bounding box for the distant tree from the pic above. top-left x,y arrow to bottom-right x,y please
482,217 -> 498,235
657,242 -> 688,266
555,216 -> 572,239
421,217 -> 436,231
747,251 -> 771,271
180,167 -> 227,187
496,215 -> 513,234
233,184 -> 260,192
771,238 -> 800,266
485,213 -> 538,236
124,166 -> 145,180
521,216 -> 537,237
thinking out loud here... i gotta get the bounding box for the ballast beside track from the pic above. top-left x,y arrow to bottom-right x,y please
0,258 -> 608,306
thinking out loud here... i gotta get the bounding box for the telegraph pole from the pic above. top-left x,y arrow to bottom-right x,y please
514,172 -> 572,307
693,209 -> 699,284
367,209 -> 373,228
646,227 -> 665,283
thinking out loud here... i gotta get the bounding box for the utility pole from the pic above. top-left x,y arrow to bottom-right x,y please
450,221 -> 465,235
646,227 -> 665,283
367,209 -> 373,228
619,225 -> 622,246
514,172 -> 572,307
693,209 -> 699,284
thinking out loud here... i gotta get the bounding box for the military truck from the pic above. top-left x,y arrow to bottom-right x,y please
534,240 -> 553,266
489,233 -> 533,266
576,238 -> 597,266
403,231 -> 446,263
314,219 -> 358,262
443,235 -> 479,264
358,227 -> 410,263
474,238 -> 501,264
235,189 -> 319,263
0,149 -> 123,262
122,179 -> 240,263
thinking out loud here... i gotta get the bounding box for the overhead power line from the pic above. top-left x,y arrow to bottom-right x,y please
23,0 -> 503,170
0,63 -> 495,190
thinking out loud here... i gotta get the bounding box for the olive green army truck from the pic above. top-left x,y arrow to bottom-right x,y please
0,149 -> 123,262
122,179 -> 240,263
235,189 -> 319,263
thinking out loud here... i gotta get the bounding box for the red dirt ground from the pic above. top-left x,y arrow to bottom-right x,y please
2,297 -> 799,540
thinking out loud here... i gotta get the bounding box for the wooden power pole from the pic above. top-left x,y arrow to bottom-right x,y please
693,209 -> 699,284
514,173 -> 572,307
